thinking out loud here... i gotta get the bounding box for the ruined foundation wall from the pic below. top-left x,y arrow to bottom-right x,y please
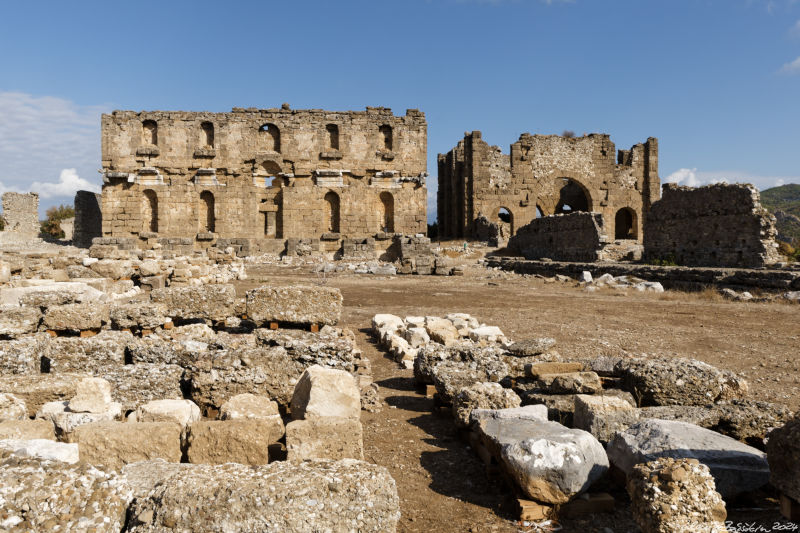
506,212 -> 608,262
644,183 -> 782,268
1,192 -> 39,238
437,132 -> 659,242
100,106 -> 427,248
73,191 -> 102,248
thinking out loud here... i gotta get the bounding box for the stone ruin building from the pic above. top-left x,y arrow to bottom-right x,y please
99,105 -> 427,255
437,131 -> 660,245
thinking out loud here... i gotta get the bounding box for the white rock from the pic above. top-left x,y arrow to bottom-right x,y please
0,393 -> 27,422
36,401 -> 122,435
290,365 -> 361,421
220,394 -> 280,421
69,377 -> 112,414
405,316 -> 425,328
371,314 -> 403,333
0,438 -> 79,463
403,327 -> 430,348
579,271 -> 593,283
136,399 -> 201,428
468,325 -> 507,344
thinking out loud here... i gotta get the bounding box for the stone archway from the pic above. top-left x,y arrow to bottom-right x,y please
614,207 -> 637,239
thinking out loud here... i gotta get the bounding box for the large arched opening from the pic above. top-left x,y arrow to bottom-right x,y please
201,122 -> 214,148
259,124 -> 281,152
199,191 -> 215,233
555,178 -> 591,213
142,189 -> 158,233
496,206 -> 514,238
614,207 -> 637,239
324,191 -> 340,233
380,192 -> 394,232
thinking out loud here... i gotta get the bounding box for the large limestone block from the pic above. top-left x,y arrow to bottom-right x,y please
607,419 -> 769,497
470,405 -> 549,426
0,457 -> 132,532
0,282 -> 104,307
99,363 -> 185,412
0,438 -> 79,463
125,460 -> 400,533
73,421 -> 182,470
766,415 -> 800,502
186,419 -> 284,465
628,457 -> 727,533
533,371 -> 602,394
109,300 -> 168,329
452,382 -> 521,429
69,377 -> 112,413
0,305 -> 41,337
403,326 -> 430,348
0,372 -> 87,416
573,394 -> 637,443
371,313 -> 403,333
290,365 -> 361,420
0,334 -> 49,374
219,393 -> 280,421
255,327 -> 360,372
424,316 -> 460,346
477,417 -> 608,504
89,259 -> 132,279
37,400 -> 122,437
0,393 -> 27,421
286,418 -> 364,461
616,356 -> 748,406
150,284 -> 237,322
43,330 -> 131,373
136,399 -> 201,428
246,285 -> 342,326
468,325 -> 508,344
42,301 -> 109,331
508,338 -> 557,356
0,419 -> 56,440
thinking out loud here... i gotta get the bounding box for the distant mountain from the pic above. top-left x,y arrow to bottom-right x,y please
761,184 -> 800,244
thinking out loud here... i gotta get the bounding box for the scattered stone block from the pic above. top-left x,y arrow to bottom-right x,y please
219,393 -> 280,421
0,439 -> 79,463
470,404 -> 549,426
0,420 -> 55,440
468,325 -> 507,344
186,419 -> 283,465
767,415 -> 800,503
150,284 -> 236,322
290,365 -> 361,421
43,330 -> 131,373
0,393 -> 27,421
573,394 -> 636,443
69,377 -> 112,414
0,305 -> 41,337
526,361 -> 584,377
403,326 -> 430,348
109,301 -> 168,330
424,316 -> 460,346
245,285 -> 343,326
136,399 -> 201,428
0,334 -> 49,374
73,421 -> 182,470
533,371 -> 602,394
42,301 -> 109,331
452,382 -> 521,429
507,338 -> 557,357
100,363 -> 185,412
0,373 -> 87,416
286,417 -> 364,461
36,400 -> 122,437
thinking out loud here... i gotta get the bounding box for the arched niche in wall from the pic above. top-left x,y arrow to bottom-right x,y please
142,120 -> 158,146
614,207 -> 637,239
259,123 -> 281,152
324,191 -> 340,233
142,189 -> 158,233
379,191 -> 394,232
555,178 -> 592,213
496,206 -> 514,237
200,122 -> 214,148
199,190 -> 215,233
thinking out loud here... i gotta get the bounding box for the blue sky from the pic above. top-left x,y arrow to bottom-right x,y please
1,0 -> 799,220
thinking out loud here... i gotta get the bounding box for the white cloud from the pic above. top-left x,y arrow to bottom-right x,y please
0,92 -> 109,208
664,168 -> 800,190
780,56 -> 800,73
30,168 -> 100,200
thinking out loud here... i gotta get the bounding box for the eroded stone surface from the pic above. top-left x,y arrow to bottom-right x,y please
246,285 -> 343,326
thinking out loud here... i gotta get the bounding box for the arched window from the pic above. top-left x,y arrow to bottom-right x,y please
380,192 -> 394,232
324,191 -> 340,233
326,124 -> 339,150
201,122 -> 214,148
535,205 -> 544,219
497,206 -> 514,236
199,191 -> 215,233
614,207 -> 637,239
379,125 -> 393,151
555,178 -> 591,213
259,123 -> 281,152
142,189 -> 158,233
142,120 -> 158,146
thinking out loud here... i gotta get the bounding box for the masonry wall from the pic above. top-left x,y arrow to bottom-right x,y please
1,192 -> 39,238
644,183 -> 782,268
100,106 -> 427,247
437,132 -> 659,243
73,191 -> 102,248
507,212 -> 608,262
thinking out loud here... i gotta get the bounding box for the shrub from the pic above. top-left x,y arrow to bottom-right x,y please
40,204 -> 75,239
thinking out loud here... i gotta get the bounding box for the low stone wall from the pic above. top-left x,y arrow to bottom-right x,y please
73,191 -> 102,248
1,192 -> 39,238
507,212 -> 607,262
644,183 -> 782,268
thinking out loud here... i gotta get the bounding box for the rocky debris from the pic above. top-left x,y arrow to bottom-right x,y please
42,301 -> 109,331
100,363 -> 185,412
445,313 -> 480,336
286,417 -> 364,461
371,314 -> 404,335
135,399 -> 201,428
219,393 -> 280,421
360,381 -> 383,412
290,365 -> 361,420
36,400 -> 122,438
468,325 -> 508,345
477,416 -> 608,504
109,300 -> 168,330
573,394 -> 637,443
403,326 -> 430,348
766,415 -> 800,503
431,357 -> 509,405
607,419 -> 769,497
0,420 -> 55,440
255,326 -> 361,373
124,335 -> 194,366
0,394 -> 26,422
186,419 -> 283,465
246,285 -> 343,326
0,372 -> 86,416
616,356 -> 748,406
424,316 -> 460,346
43,330 -> 132,374
121,459 -> 192,500
150,284 -> 237,322
514,388 -> 636,427
531,371 -> 603,394
0,457 -> 132,532
508,338 -> 557,356
0,305 -> 40,337
0,334 -> 49,374
125,460 -> 400,533
469,404 -> 548,426
628,457 -> 727,533
0,282 -> 104,307
589,274 -> 664,293
452,382 -> 521,429
712,399 -> 794,443
0,438 -> 79,463
73,421 -> 182,470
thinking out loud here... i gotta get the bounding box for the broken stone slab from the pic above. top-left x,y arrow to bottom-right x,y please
469,404 -> 549,426
124,460 -> 400,533
431,354 -> 511,404
628,457 -> 727,533
124,335 -> 196,366
290,365 -> 361,420
515,388 -> 636,428
150,284 -> 237,322
526,361 -> 584,377
0,419 -> 56,440
43,330 -> 132,374
99,363 -> 185,412
286,417 -> 364,461
69,377 -> 112,413
508,338 -> 557,356
0,281 -> 105,307
0,372 -> 87,416
573,394 -> 637,443
186,419 -> 284,465
0,393 -> 27,422
135,399 -> 201,428
219,393 -> 280,421
533,371 -> 603,394
0,438 -> 79,463
503,351 -> 564,378
616,356 -> 748,406
766,415 -> 800,503
476,417 -> 609,504
452,382 -> 521,429
403,326 -> 430,348
0,305 -> 41,337
36,400 -> 122,437
42,301 -> 110,331
445,313 -> 479,336
371,313 -> 404,334
73,421 -> 182,470
607,419 -> 770,497
468,325 -> 508,344
0,333 -> 49,374
712,399 -> 794,443
89,259 -> 133,279
121,459 -> 192,500
0,456 -> 132,532
424,316 -> 460,346
255,327 -> 360,373
246,285 -> 343,326
109,300 -> 168,329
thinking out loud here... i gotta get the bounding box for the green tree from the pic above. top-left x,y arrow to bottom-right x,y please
40,204 -> 75,239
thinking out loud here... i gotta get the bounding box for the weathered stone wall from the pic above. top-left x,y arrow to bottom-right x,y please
73,191 -> 102,248
1,193 -> 40,238
507,212 -> 607,262
644,183 -> 782,268
100,106 -> 427,249
437,132 -> 659,242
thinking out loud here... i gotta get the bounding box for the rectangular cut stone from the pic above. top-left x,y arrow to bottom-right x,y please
0,373 -> 87,417
0,419 -> 56,440
246,285 -> 342,326
73,421 -> 182,470
286,418 -> 364,461
526,362 -> 585,378
0,306 -> 41,337
186,419 -> 284,465
150,284 -> 236,322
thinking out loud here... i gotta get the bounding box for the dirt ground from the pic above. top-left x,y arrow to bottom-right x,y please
244,264 -> 800,533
